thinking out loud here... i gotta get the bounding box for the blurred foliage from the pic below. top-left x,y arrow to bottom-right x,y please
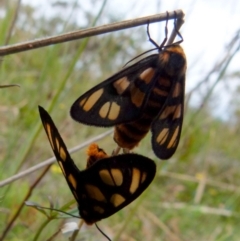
0,1 -> 240,241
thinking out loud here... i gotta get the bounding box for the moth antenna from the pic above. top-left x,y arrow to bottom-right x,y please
95,223 -> 111,241
122,47 -> 158,68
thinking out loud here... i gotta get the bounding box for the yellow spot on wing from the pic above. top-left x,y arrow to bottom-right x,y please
113,77 -> 130,94
108,102 -> 120,120
85,184 -> 106,202
159,106 -> 172,119
99,102 -> 110,118
93,206 -> 105,214
160,104 -> 182,120
58,161 -> 66,176
167,126 -> 179,149
110,193 -> 125,207
55,137 -> 60,152
99,168 -> 123,186
59,147 -> 67,161
130,87 -> 145,107
81,89 -> 104,111
172,82 -> 181,97
80,98 -> 87,109
46,123 -> 54,150
111,169 -> 123,186
99,102 -> 120,120
157,128 -> 169,144
173,104 -> 182,119
141,172 -> 147,183
139,68 -> 155,84
99,169 -> 114,186
68,174 -> 77,189
130,168 -> 140,193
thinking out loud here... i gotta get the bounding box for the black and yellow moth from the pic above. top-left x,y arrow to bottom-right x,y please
70,17 -> 187,160
38,106 -> 156,224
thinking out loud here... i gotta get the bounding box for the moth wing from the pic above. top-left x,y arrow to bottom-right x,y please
79,153 -> 156,224
39,107 -> 156,224
151,74 -> 185,159
38,106 -> 82,201
70,55 -> 159,126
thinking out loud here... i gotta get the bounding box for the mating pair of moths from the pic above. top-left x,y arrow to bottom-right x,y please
39,18 -> 187,225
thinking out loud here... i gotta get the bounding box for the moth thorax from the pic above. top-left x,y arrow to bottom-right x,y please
163,46 -> 187,76
86,143 -> 108,168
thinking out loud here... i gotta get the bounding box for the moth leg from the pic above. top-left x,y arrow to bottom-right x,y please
122,148 -> 130,154
147,11 -> 169,49
112,146 -> 121,156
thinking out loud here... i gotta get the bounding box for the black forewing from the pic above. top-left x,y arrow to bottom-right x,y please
38,106 -> 82,201
79,153 -> 156,223
39,106 -> 156,224
70,54 -> 159,126
151,73 -> 185,159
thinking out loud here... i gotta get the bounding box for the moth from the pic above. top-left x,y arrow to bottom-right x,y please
70,16 -> 187,160
38,106 -> 156,224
